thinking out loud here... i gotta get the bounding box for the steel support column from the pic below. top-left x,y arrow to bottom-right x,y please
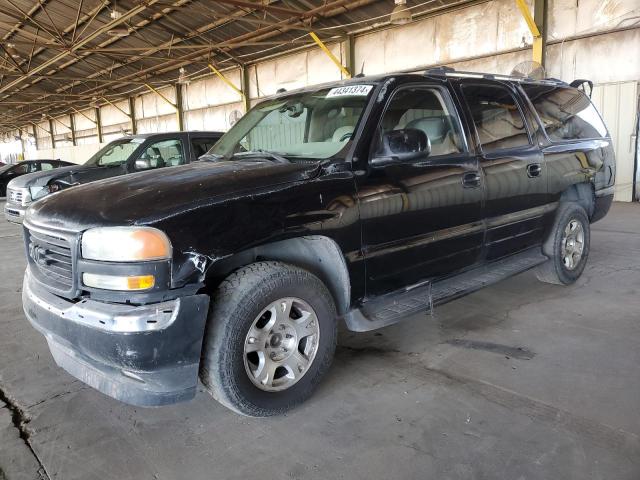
69,114 -> 77,146
175,84 -> 185,131
32,124 -> 39,151
240,65 -> 251,113
95,107 -> 103,143
534,0 -> 548,68
128,97 -> 137,135
345,34 -> 356,77
48,119 -> 55,149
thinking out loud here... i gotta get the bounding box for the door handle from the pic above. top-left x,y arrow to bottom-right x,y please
462,172 -> 481,188
527,163 -> 542,178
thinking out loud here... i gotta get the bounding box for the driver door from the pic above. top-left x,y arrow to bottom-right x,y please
357,84 -> 484,297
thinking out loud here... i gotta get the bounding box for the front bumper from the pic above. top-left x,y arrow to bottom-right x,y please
4,202 -> 26,223
592,187 -> 615,223
23,267 -> 210,406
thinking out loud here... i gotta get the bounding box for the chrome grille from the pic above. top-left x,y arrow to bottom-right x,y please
26,227 -> 77,296
7,187 -> 24,205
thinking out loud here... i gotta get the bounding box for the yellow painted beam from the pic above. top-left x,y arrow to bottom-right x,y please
309,32 -> 351,79
515,0 -> 542,63
532,36 -> 543,64
145,83 -> 177,110
515,0 -> 540,37
208,64 -> 244,98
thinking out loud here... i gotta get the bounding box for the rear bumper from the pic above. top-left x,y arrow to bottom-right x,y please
4,203 -> 26,223
23,267 -> 210,406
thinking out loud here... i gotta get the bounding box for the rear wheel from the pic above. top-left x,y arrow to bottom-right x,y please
200,261 -> 337,416
536,203 -> 590,285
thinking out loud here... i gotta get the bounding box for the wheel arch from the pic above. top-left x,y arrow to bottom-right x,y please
205,236 -> 351,315
559,182 -> 595,219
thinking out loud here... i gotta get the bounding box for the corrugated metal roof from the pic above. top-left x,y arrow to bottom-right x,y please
0,0 -> 478,132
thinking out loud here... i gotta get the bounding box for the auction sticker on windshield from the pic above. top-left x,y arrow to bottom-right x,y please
326,85 -> 373,97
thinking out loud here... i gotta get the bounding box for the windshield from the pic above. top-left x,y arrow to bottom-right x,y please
84,138 -> 143,166
209,84 -> 375,160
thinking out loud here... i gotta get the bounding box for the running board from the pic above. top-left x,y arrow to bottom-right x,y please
343,249 -> 548,332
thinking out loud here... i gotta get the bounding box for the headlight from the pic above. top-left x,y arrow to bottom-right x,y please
81,227 -> 172,262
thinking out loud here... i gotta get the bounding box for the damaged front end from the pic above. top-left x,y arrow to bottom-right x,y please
21,220 -> 211,406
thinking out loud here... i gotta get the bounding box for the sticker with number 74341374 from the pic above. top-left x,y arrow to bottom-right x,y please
326,85 -> 373,97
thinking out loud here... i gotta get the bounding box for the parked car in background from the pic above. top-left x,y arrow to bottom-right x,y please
20,70 -> 614,416
4,131 -> 222,223
1,160 -> 72,198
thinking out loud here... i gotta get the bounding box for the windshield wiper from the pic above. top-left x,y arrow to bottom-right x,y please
232,150 -> 290,164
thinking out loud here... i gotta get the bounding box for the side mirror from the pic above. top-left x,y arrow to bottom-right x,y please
134,159 -> 151,171
371,128 -> 431,167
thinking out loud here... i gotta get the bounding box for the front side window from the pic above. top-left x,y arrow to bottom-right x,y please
85,139 -> 142,167
522,85 -> 608,141
209,85 -> 374,160
375,87 -> 464,158
191,138 -> 217,158
40,162 -> 54,171
462,84 -> 530,153
135,139 -> 185,170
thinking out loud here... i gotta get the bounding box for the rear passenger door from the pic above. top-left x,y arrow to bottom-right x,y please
358,83 -> 484,296
456,81 -> 548,260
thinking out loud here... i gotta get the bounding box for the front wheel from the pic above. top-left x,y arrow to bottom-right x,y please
536,202 -> 591,285
200,262 -> 337,416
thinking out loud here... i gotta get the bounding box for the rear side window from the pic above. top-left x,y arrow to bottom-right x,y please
461,84 -> 531,153
522,85 -> 608,141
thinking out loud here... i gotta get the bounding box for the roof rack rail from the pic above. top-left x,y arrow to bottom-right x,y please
423,67 -> 567,85
423,66 -> 456,76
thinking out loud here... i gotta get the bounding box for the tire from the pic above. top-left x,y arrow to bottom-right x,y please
535,202 -> 590,285
200,261 -> 337,417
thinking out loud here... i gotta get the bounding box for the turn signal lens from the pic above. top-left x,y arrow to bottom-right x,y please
83,273 -> 156,291
81,227 -> 172,262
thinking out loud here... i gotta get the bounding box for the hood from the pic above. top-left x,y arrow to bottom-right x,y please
7,163 -> 93,189
26,159 -> 320,232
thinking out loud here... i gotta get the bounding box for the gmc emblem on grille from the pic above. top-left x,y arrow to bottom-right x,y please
29,244 -> 50,266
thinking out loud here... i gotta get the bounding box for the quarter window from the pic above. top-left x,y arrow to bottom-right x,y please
462,84 -> 530,153
522,85 -> 608,141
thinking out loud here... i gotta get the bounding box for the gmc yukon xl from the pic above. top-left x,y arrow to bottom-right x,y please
20,69 -> 615,416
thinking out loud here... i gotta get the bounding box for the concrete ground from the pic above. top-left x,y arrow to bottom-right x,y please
0,202 -> 639,480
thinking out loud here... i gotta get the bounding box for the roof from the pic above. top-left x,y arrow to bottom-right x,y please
0,0 -> 480,133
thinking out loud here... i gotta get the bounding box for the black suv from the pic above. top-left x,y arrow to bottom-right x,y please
21,70 -> 615,416
5,131 -> 222,223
